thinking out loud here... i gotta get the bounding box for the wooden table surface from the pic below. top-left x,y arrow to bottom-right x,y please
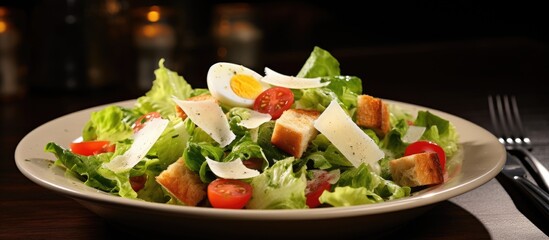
1,38 -> 548,239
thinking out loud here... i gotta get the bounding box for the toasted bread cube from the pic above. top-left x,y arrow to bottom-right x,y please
356,95 -> 391,137
156,158 -> 206,206
389,152 -> 444,187
271,109 -> 320,158
380,101 -> 391,135
176,94 -> 217,120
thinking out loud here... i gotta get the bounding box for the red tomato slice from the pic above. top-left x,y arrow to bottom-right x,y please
133,112 -> 161,132
306,180 -> 331,208
253,87 -> 294,119
404,140 -> 446,171
242,158 -> 264,171
130,175 -> 147,192
70,140 -> 115,156
305,170 -> 337,208
207,178 -> 253,209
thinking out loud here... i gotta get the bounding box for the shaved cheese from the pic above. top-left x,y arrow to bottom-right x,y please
402,125 -> 426,143
206,158 -> 260,179
104,117 -> 169,173
261,67 -> 329,89
237,110 -> 272,129
173,97 -> 235,147
314,100 -> 384,167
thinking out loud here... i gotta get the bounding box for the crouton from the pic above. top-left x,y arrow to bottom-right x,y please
271,109 -> 320,158
176,94 -> 217,120
156,158 -> 206,206
389,152 -> 444,187
356,95 -> 391,137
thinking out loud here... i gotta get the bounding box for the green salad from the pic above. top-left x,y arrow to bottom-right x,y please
45,46 -> 460,209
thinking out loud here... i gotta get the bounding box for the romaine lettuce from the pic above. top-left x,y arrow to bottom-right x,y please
82,105 -> 136,142
319,163 -> 410,207
133,59 -> 197,118
246,157 -> 308,209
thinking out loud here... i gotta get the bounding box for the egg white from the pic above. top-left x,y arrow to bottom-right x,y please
207,62 -> 269,107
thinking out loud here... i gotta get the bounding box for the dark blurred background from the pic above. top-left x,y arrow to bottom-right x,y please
1,0 -> 548,102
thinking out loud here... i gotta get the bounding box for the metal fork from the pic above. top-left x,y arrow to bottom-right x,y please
488,94 -> 549,193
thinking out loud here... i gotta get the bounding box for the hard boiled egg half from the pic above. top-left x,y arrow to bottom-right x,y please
207,62 -> 270,108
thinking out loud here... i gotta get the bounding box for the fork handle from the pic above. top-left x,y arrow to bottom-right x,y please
497,173 -> 549,236
510,147 -> 549,193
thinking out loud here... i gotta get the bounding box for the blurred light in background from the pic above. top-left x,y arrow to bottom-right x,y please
0,6 -> 25,101
133,4 -> 176,91
146,6 -> 160,22
212,3 -> 262,68
0,1 -> 547,97
85,0 -> 131,90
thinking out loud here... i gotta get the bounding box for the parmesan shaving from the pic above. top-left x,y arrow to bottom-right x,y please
104,117 -> 169,173
402,125 -> 426,143
173,97 -> 236,147
206,158 -> 260,179
237,110 -> 272,129
314,100 -> 384,167
261,67 -> 329,89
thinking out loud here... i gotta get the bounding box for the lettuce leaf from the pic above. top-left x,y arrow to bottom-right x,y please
82,105 -> 136,142
294,87 -> 338,112
414,110 -> 459,158
319,186 -> 383,206
293,47 -> 362,115
223,134 -> 268,165
45,141 -> 168,201
227,107 -> 255,138
304,134 -> 354,168
379,118 -> 409,158
320,163 -> 410,207
133,59 -> 195,118
246,157 -> 308,209
255,121 -> 290,163
297,46 -> 340,78
148,116 -> 189,169
46,142 -> 117,192
381,109 -> 459,163
183,141 -> 224,173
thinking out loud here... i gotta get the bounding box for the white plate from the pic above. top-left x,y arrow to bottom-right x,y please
15,99 -> 505,238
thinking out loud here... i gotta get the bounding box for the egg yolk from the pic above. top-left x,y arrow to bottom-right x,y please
230,74 -> 263,99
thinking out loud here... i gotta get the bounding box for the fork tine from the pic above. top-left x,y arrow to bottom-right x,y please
489,94 -> 532,148
489,94 -> 549,192
495,95 -> 514,145
509,95 -> 532,147
488,95 -> 505,144
502,95 -> 519,144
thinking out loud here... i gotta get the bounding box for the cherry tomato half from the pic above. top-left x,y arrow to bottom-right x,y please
242,158 -> 264,171
133,112 -> 161,132
130,175 -> 147,192
207,178 -> 253,209
306,180 -> 331,208
404,140 -> 446,171
253,87 -> 294,119
70,140 -> 115,156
